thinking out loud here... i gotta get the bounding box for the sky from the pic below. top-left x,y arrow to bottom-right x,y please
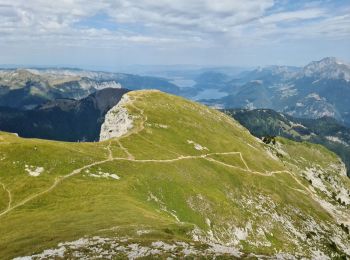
0,0 -> 349,70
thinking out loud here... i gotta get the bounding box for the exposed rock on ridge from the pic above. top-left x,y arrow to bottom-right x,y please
99,94 -> 133,141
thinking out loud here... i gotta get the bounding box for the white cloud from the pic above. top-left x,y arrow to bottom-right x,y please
260,8 -> 326,24
0,0 -> 274,42
0,0 -> 349,66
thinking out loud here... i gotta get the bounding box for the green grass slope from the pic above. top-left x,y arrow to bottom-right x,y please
0,90 -> 349,259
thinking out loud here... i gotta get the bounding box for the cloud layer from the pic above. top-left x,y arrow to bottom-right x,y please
0,0 -> 349,67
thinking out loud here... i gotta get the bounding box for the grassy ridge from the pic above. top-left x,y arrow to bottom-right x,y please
0,90 -> 349,258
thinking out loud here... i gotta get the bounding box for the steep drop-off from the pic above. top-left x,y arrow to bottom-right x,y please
0,88 -> 129,141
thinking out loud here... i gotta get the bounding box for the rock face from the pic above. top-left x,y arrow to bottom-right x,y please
300,57 -> 350,81
99,94 -> 133,141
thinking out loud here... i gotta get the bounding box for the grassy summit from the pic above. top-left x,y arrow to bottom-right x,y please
0,90 -> 349,259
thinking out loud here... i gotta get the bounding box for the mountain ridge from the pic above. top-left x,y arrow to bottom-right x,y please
0,68 -> 180,109
0,90 -> 349,259
202,57 -> 350,126
300,57 -> 350,81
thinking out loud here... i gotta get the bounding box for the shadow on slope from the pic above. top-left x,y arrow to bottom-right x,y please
0,88 -> 129,142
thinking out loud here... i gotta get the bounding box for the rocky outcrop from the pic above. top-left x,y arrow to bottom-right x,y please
99,94 -> 133,141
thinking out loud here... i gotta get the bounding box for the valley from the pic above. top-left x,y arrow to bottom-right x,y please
1,57 -> 349,127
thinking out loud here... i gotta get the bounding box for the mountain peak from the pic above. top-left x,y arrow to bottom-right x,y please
301,57 -> 350,81
320,56 -> 339,62
307,57 -> 348,67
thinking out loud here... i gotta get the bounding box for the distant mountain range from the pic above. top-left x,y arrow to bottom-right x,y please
1,57 -> 349,126
0,88 -> 129,141
0,68 -> 179,109
201,57 -> 350,126
225,108 -> 350,177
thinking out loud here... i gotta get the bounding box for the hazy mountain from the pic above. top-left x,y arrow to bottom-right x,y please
299,57 -> 350,81
0,68 -> 180,109
233,65 -> 301,85
203,57 -> 350,126
1,58 -> 350,125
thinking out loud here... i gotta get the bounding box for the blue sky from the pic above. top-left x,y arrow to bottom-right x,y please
0,0 -> 349,70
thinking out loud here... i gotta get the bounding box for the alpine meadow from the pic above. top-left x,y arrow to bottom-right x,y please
0,0 -> 350,259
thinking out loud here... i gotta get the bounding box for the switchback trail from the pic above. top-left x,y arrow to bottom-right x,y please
0,147 -> 302,218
